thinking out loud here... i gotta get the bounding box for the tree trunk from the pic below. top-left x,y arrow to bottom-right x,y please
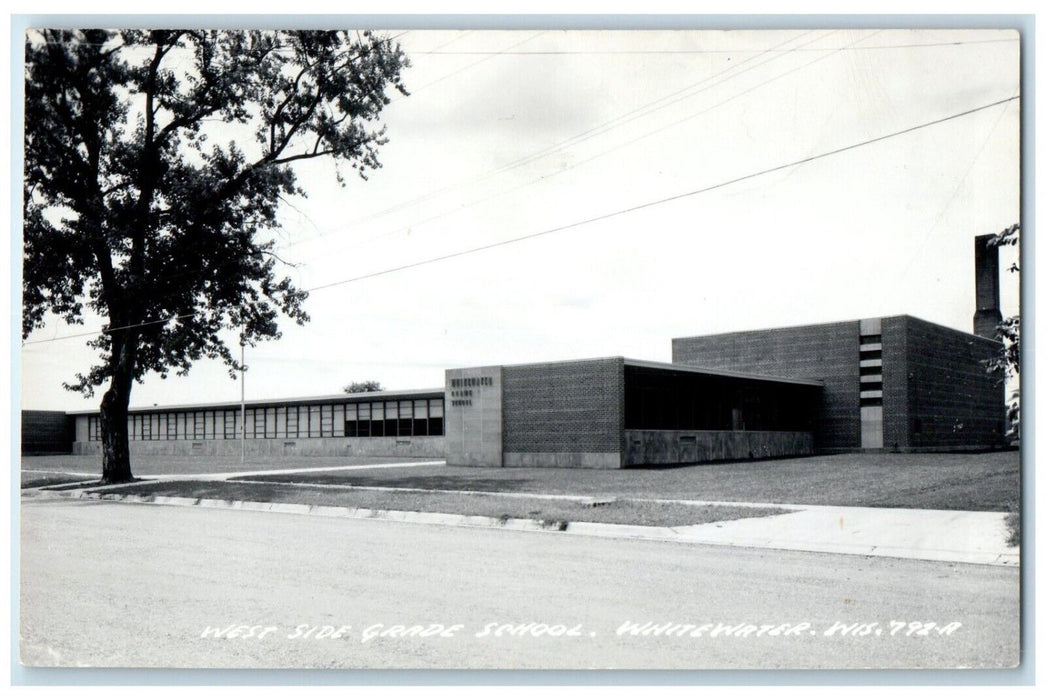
99,331 -> 139,484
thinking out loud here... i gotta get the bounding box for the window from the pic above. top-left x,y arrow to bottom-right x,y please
257,397 -> 452,439
398,401 -> 412,437
309,406 -> 321,437
321,404 -> 333,437
254,409 -> 265,440
383,401 -> 398,437
344,403 -> 358,437
429,398 -> 444,436
357,402 -> 371,437
265,407 -> 276,438
286,407 -> 298,438
413,399 -> 429,436
275,406 -> 286,438
333,404 -> 345,437
371,402 -> 385,437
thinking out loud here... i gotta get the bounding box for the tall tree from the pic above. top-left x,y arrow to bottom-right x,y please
986,223 -> 1020,437
23,29 -> 408,483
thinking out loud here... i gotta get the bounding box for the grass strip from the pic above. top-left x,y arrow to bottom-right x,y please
21,473 -> 98,489
88,479 -> 789,528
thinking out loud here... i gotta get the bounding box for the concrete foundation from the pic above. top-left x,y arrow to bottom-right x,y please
72,436 -> 445,459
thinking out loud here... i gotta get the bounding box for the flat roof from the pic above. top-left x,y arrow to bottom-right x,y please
460,355 -> 824,388
672,314 -> 1002,346
622,357 -> 824,387
67,387 -> 446,416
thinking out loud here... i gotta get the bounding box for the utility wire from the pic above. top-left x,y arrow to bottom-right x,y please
301,28 -> 870,253
412,38 -> 1019,54
25,30 -> 829,332
286,29 -> 831,249
387,31 -> 547,102
22,312 -> 198,345
21,95 -> 1018,345
302,95 -> 1019,293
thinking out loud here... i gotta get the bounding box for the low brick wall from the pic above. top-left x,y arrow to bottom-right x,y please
623,430 -> 813,466
502,451 -> 622,469
72,436 -> 445,459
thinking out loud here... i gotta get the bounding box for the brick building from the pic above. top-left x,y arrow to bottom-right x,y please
672,315 -> 1005,454
68,389 -> 445,458
445,359 -> 821,469
50,236 -> 1008,468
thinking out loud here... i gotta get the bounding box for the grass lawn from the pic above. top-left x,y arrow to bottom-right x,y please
88,480 -> 789,528
20,472 -> 100,489
23,450 -> 1020,511
238,451 -> 1020,511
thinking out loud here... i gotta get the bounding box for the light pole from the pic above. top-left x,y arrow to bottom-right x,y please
240,338 -> 246,464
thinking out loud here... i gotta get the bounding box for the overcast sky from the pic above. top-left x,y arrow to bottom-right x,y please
18,27 -> 1021,411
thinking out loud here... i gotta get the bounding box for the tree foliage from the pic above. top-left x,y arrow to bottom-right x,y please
343,380 -> 384,393
24,29 -> 409,481
985,223 -> 1020,436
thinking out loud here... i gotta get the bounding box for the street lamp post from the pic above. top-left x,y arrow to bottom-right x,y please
240,340 -> 246,465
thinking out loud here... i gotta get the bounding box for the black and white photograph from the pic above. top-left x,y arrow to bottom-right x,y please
14,17 -> 1024,675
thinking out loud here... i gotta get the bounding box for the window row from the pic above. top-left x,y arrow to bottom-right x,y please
858,333 -> 883,408
86,399 -> 445,441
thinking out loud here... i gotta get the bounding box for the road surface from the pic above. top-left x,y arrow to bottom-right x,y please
19,497 -> 1019,669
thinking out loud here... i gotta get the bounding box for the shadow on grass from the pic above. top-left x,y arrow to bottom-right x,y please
241,474 -> 535,492
21,475 -> 97,489
36,477 -> 154,491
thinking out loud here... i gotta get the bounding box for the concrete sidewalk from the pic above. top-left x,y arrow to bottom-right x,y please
666,505 -> 1018,567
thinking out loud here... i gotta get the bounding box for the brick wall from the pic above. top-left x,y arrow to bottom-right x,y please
903,317 -> 1006,448
502,358 -> 625,454
21,411 -> 73,454
880,316 -> 909,449
672,322 -> 861,449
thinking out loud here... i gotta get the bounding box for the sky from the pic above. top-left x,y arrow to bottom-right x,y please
17,27 -> 1022,412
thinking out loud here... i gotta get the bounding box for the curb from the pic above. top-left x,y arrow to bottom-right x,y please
67,490 -> 577,534
52,488 -> 1020,567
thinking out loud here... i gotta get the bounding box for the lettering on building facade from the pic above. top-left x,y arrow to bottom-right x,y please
449,376 -> 495,407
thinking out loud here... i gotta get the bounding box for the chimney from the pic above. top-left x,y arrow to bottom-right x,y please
974,234 -> 1002,339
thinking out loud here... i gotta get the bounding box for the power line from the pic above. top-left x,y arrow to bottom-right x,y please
286,29 -> 832,249
303,95 -> 1018,294
388,30 -> 548,102
296,29 -> 874,254
24,30 -> 827,346
411,37 -> 1019,55
21,94 -> 1018,345
22,312 -> 198,346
